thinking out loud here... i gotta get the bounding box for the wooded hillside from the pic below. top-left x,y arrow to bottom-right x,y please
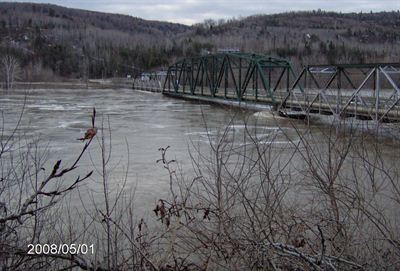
0,2 -> 399,80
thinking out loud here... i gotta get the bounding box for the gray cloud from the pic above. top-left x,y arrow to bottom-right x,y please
8,0 -> 400,24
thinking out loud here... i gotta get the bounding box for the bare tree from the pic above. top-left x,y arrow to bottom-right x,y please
152,114 -> 400,270
0,107 -> 96,269
1,54 -> 20,90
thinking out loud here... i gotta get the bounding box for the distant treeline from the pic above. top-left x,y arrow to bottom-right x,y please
0,2 -> 399,80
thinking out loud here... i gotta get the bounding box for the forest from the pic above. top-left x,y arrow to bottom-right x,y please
0,2 -> 399,81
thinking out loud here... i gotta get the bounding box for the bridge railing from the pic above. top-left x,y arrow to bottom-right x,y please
132,79 -> 163,92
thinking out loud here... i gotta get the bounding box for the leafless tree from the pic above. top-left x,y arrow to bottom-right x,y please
152,114 -> 400,270
1,54 -> 20,90
0,107 -> 96,269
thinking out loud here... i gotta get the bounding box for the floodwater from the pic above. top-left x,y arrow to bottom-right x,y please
1,87 -> 399,222
0,88 -> 302,216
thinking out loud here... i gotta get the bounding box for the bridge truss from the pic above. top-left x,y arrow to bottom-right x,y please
162,53 -> 400,123
280,63 -> 400,122
163,53 -> 297,104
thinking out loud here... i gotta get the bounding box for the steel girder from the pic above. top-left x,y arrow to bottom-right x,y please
280,63 -> 400,122
162,53 -> 297,104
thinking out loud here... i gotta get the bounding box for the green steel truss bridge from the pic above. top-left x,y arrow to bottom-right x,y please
142,53 -> 400,122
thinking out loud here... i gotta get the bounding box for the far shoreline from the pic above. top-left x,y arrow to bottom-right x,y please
3,78 -> 134,90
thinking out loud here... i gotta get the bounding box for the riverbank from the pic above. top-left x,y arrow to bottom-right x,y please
7,78 -> 134,90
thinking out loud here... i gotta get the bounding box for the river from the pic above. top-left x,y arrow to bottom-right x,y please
1,87 -> 307,217
1,87 -> 399,219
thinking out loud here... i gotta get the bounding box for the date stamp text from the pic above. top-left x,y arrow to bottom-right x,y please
27,244 -> 94,255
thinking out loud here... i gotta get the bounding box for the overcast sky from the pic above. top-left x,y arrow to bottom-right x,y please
8,0 -> 400,25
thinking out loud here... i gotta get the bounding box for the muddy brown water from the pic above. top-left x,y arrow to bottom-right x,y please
1,87 -> 399,222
